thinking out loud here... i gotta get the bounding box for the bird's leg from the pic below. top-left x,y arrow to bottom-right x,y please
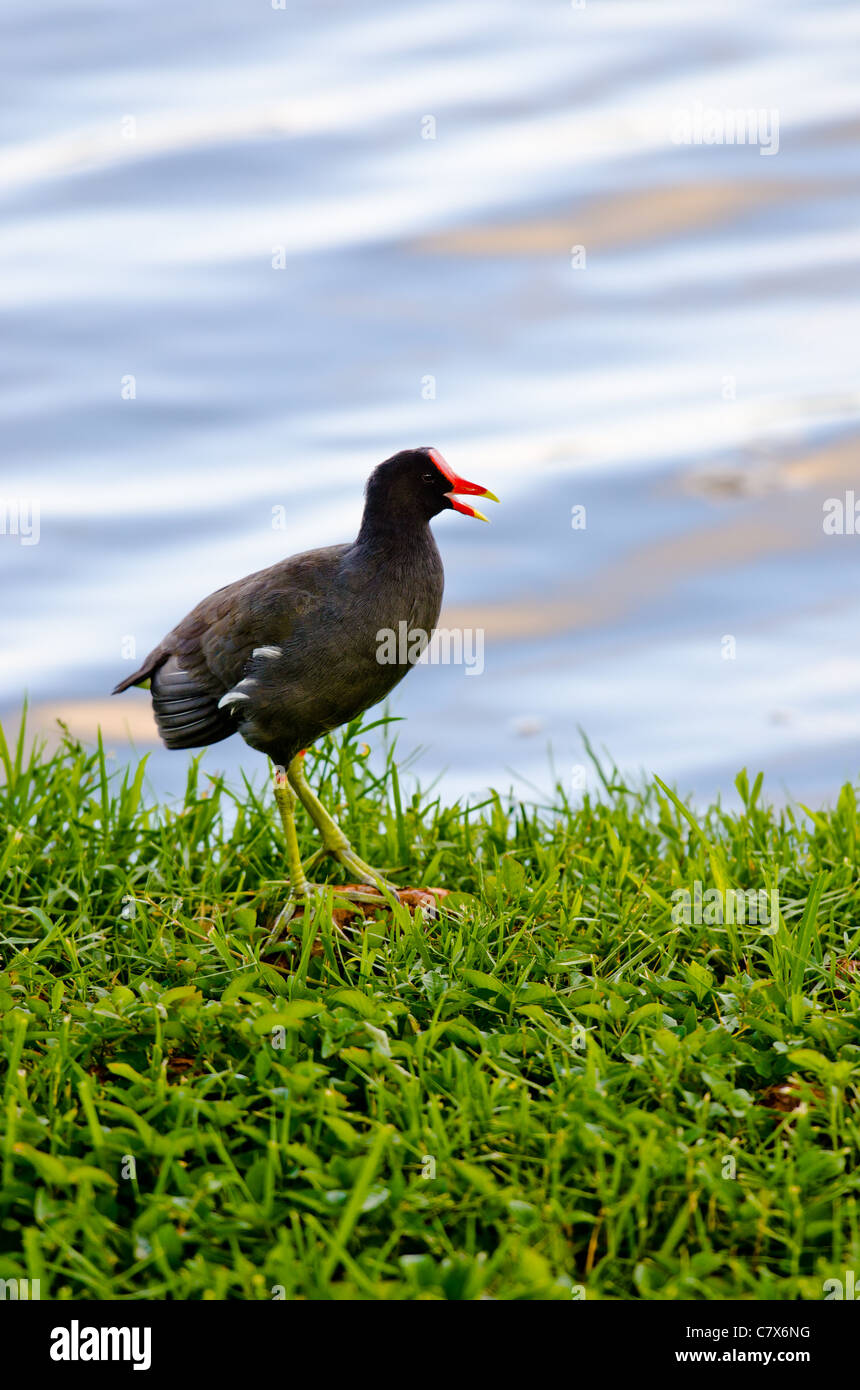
286,752 -> 400,895
272,768 -> 311,898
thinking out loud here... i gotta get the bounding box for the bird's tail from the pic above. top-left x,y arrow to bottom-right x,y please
111,666 -> 153,695
149,656 -> 235,749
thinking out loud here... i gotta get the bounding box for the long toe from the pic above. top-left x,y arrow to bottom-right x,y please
270,879 -> 394,930
333,846 -> 401,894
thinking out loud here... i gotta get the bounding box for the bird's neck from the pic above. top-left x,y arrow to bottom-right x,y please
349,509 -> 444,627
354,505 -> 434,558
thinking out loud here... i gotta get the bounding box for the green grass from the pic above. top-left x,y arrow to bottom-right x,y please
1,711 -> 859,1301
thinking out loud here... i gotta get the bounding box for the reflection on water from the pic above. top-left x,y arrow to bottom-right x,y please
2,0 -> 860,807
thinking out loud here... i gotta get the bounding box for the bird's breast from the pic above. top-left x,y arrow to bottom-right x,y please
220,532 -> 445,760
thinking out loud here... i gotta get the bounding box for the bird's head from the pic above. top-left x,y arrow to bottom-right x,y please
365,447 -> 499,526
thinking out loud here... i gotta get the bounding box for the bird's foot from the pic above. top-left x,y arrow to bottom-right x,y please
270,878 -> 394,935
301,879 -> 398,906
284,756 -> 400,893
271,849 -> 399,931
331,844 -> 401,896
306,822 -> 401,895
270,882 -> 449,937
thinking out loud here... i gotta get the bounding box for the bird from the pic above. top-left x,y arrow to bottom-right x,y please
112,447 -> 498,903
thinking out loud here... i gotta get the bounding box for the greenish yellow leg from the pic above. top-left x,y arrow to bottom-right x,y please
286,753 -> 399,893
273,773 -> 310,897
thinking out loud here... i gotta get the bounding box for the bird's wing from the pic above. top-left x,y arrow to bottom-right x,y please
111,544 -> 349,750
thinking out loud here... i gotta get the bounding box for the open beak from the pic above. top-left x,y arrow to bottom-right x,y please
429,448 -> 500,523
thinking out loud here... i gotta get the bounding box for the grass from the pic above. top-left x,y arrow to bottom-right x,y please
1,711 -> 859,1301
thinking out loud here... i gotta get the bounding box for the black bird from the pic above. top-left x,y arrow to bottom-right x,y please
112,447 -> 498,899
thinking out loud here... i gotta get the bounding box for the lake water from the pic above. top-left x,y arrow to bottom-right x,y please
2,0 -> 860,809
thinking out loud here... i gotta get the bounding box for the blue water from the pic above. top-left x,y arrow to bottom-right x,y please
2,0 -> 860,807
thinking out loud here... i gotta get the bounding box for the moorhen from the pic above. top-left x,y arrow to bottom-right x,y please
112,447 -> 497,900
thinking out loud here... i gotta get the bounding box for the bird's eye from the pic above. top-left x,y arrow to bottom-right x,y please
422,472 -> 434,483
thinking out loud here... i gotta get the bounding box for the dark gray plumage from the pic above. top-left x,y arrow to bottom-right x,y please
112,450 -> 455,760
112,446 -> 497,897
